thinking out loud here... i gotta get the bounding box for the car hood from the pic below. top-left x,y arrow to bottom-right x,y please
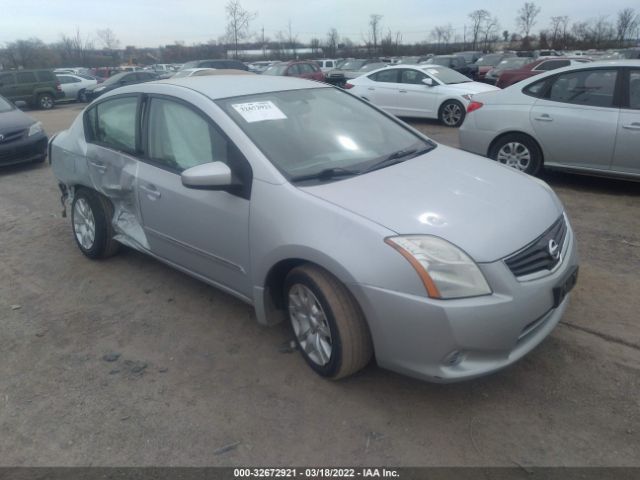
298,145 -> 563,262
441,82 -> 499,94
0,108 -> 35,133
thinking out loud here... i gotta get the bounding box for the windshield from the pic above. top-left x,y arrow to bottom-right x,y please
263,64 -> 288,76
217,88 -> 434,182
495,57 -> 527,70
339,60 -> 366,70
419,66 -> 471,84
103,72 -> 128,85
172,70 -> 193,78
476,54 -> 503,66
0,96 -> 14,112
180,61 -> 198,70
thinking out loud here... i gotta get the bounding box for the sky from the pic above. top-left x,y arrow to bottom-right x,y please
0,0 -> 636,48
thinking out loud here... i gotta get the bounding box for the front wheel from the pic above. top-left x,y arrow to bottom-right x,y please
71,189 -> 120,259
439,100 -> 465,127
77,89 -> 88,102
284,265 -> 373,380
489,133 -> 543,176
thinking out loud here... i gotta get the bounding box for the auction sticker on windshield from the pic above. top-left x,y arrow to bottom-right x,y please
232,101 -> 287,123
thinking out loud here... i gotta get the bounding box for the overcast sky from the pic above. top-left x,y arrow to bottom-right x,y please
0,0 -> 636,47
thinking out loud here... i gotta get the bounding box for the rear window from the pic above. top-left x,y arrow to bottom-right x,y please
534,60 -> 570,71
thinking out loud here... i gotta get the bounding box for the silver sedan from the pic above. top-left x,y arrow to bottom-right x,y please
50,75 -> 579,382
460,60 -> 640,180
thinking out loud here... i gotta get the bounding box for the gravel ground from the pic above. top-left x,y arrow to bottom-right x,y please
0,102 -> 638,466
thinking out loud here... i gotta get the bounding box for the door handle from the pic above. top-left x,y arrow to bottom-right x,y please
139,183 -> 161,200
88,160 -> 107,173
622,122 -> 640,130
399,90 -> 408,93
367,87 -> 375,91
534,114 -> 553,122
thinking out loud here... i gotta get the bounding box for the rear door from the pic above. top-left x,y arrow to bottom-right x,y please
611,68 -> 640,175
365,69 -> 400,113
136,96 -> 252,296
16,71 -> 37,101
0,73 -> 17,100
530,68 -> 619,170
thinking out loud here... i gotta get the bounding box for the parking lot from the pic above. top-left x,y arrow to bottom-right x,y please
1,102 -> 639,466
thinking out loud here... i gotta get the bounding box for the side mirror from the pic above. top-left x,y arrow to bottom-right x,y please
422,78 -> 435,87
181,161 -> 233,190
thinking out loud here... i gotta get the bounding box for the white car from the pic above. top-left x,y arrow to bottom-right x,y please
55,73 -> 98,103
314,59 -> 339,72
346,65 -> 499,127
459,61 -> 640,179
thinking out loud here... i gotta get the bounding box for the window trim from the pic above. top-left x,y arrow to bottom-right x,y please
83,93 -> 142,156
621,67 -> 640,110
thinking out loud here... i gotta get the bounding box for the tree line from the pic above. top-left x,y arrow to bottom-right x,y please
1,2 -> 638,70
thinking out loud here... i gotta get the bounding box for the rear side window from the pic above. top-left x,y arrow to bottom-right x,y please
629,70 -> 640,109
37,71 -> 55,82
523,79 -> 548,97
86,96 -> 138,152
548,69 -> 617,107
534,60 -> 570,71
370,69 -> 398,83
288,64 -> 302,76
17,72 -> 37,83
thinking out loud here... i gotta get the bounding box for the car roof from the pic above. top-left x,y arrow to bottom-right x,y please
154,75 -> 330,99
513,59 -> 640,84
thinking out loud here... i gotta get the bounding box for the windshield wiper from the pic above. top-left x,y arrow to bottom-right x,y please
290,167 -> 360,183
360,146 -> 432,174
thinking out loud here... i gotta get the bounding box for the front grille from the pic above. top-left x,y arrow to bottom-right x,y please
0,129 -> 26,144
505,215 -> 568,277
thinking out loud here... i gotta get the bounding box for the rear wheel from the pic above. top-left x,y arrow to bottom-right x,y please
71,189 -> 120,259
37,93 -> 54,110
439,100 -> 465,127
489,133 -> 543,176
77,89 -> 88,102
284,265 -> 373,379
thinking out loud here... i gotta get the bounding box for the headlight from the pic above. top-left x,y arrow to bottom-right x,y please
461,94 -> 473,101
28,121 -> 43,136
385,235 -> 491,299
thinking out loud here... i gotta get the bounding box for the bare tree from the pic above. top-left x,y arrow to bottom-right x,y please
616,8 -> 639,47
310,38 -> 321,55
468,10 -> 490,50
3,38 -> 54,69
96,28 -> 120,50
60,27 -> 94,66
482,16 -> 500,50
516,2 -> 541,40
502,30 -> 510,42
286,19 -> 298,56
225,0 -> 256,59
326,28 -> 339,57
590,15 -> 615,48
549,16 -> 569,48
368,14 -> 383,54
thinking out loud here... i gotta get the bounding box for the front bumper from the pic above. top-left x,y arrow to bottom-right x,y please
349,223 -> 578,382
0,132 -> 48,166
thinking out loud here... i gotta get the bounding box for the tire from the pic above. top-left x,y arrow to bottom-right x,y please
489,133 -> 543,176
71,189 -> 120,259
439,100 -> 465,127
77,89 -> 88,103
37,93 -> 54,110
284,264 -> 373,379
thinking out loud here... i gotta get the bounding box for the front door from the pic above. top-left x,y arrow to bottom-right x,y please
136,96 -> 252,297
394,69 -> 438,118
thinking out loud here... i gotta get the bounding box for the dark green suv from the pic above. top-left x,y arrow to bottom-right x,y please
0,69 -> 63,109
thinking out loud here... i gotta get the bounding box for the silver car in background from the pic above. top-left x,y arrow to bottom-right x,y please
460,61 -> 640,179
50,75 -> 578,382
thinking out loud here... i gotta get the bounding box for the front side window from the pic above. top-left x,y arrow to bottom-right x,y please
400,69 -> 427,85
0,73 -> 15,85
629,70 -> 640,109
87,96 -> 138,152
148,98 -> 226,171
548,69 -> 617,107
217,88 -> 434,181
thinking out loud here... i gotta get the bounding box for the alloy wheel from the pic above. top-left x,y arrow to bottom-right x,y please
496,142 -> 531,171
73,198 -> 96,250
288,284 -> 333,366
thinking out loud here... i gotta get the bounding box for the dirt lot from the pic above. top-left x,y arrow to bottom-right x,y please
1,102 -> 639,466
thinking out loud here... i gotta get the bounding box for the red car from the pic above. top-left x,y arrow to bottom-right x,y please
262,61 -> 325,82
496,57 -> 591,88
474,53 -> 515,81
